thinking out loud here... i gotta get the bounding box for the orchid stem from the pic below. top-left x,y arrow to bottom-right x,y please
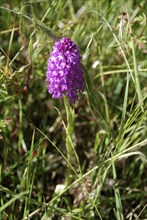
63,96 -> 75,186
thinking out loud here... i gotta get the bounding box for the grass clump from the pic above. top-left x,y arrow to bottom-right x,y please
0,0 -> 147,219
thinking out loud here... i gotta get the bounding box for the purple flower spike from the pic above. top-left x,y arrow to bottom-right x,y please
46,37 -> 84,104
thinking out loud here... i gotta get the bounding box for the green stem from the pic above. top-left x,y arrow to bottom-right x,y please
131,36 -> 143,111
63,96 -> 75,186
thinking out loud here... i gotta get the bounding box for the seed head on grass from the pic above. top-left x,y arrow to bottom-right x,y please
46,37 -> 84,104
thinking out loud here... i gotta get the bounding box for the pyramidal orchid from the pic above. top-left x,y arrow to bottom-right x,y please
46,37 -> 84,104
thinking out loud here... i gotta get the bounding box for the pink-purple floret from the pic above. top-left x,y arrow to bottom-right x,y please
46,37 -> 84,104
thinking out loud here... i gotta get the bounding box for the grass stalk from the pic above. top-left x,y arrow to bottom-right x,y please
112,161 -> 124,220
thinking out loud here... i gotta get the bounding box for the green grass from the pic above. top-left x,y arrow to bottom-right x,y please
0,0 -> 147,219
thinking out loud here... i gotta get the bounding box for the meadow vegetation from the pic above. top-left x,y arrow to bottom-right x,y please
0,0 -> 147,219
